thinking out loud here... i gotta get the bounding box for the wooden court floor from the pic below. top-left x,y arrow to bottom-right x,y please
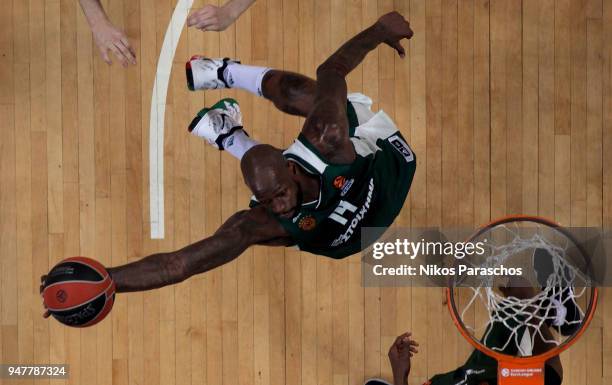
1,0 -> 611,384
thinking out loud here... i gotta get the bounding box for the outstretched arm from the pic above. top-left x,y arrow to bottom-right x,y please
302,12 -> 413,162
318,12 -> 413,79
108,207 -> 290,292
78,0 -> 136,66
187,0 -> 256,31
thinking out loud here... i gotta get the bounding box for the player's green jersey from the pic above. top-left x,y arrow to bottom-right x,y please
250,93 -> 417,259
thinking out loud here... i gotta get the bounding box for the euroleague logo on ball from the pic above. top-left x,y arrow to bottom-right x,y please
501,368 -> 510,377
56,289 -> 68,303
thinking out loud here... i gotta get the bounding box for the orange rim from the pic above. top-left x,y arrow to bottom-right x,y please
446,215 -> 599,364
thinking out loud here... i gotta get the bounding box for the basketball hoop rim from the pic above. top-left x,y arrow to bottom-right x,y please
446,214 -> 600,365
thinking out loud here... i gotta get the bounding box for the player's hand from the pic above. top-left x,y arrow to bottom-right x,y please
375,11 -> 414,58
39,275 -> 50,319
91,19 -> 137,67
187,4 -> 237,31
388,332 -> 419,384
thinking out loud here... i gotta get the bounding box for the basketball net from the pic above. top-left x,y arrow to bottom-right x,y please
447,217 -> 598,385
464,229 -> 588,357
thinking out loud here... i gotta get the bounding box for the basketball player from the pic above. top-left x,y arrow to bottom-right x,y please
365,283 -> 565,385
92,11 -> 415,292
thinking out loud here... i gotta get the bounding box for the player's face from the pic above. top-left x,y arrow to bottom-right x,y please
260,183 -> 298,218
253,166 -> 300,219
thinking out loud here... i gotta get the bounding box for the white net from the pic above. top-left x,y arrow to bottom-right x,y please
454,221 -> 593,357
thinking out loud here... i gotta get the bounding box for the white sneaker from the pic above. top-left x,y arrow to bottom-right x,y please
188,98 -> 243,149
186,56 -> 240,91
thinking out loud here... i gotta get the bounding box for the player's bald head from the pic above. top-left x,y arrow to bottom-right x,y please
241,144 -> 301,218
241,144 -> 289,194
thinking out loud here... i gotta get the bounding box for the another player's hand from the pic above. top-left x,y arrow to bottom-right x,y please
187,4 -> 237,31
39,275 -> 50,319
91,20 -> 137,67
388,332 -> 419,384
375,11 -> 414,58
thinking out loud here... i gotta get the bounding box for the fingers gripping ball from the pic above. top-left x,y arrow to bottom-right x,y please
42,257 -> 116,327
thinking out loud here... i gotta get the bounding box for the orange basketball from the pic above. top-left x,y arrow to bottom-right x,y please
42,257 -> 116,327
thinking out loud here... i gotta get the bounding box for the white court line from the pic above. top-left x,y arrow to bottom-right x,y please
149,0 -> 194,239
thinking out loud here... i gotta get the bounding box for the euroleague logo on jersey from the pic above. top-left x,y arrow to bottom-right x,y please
333,176 -> 354,197
298,215 -> 316,231
333,176 -> 346,189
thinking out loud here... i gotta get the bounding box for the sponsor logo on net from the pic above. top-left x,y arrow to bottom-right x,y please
500,367 -> 542,378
